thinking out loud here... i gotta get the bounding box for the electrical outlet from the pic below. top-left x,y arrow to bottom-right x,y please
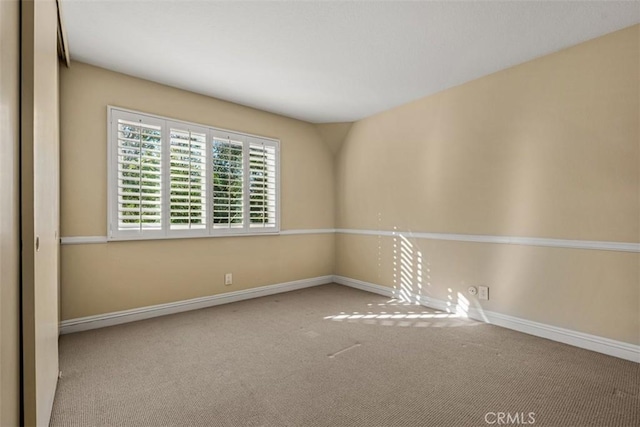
225,273 -> 233,286
478,286 -> 489,300
468,286 -> 477,296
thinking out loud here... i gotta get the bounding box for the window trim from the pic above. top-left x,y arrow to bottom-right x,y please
107,106 -> 280,241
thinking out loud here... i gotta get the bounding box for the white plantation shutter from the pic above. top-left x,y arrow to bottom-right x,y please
249,139 -> 278,230
110,110 -> 165,238
108,107 -> 279,240
168,122 -> 208,232
211,132 -> 245,231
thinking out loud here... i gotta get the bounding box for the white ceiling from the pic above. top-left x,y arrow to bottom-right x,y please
61,1 -> 640,123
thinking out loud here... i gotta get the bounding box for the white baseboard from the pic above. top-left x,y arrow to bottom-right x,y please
59,275 -> 333,334
60,274 -> 639,363
333,275 -> 640,363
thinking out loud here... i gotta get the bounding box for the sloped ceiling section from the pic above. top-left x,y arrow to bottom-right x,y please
62,1 -> 639,123
315,123 -> 353,155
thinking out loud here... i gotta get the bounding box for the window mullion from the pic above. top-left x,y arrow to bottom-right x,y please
243,138 -> 250,233
262,144 -> 266,226
275,143 -> 280,231
187,130 -> 192,229
108,111 -> 115,238
206,128 -> 213,236
160,120 -> 169,236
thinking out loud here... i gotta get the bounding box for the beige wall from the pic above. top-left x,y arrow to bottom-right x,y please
335,234 -> 640,344
0,1 -> 21,425
60,62 -> 335,320
21,0 -> 61,425
335,26 -> 639,344
62,234 -> 333,319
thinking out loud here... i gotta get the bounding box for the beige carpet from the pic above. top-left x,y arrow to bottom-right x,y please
51,284 -> 639,427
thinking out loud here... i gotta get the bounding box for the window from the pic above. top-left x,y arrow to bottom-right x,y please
108,107 -> 279,240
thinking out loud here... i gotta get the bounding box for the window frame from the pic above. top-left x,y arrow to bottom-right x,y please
107,106 -> 280,241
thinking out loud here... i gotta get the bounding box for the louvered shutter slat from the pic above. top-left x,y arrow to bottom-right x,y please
248,142 -> 277,229
169,126 -> 208,230
115,118 -> 163,232
212,138 -> 244,229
